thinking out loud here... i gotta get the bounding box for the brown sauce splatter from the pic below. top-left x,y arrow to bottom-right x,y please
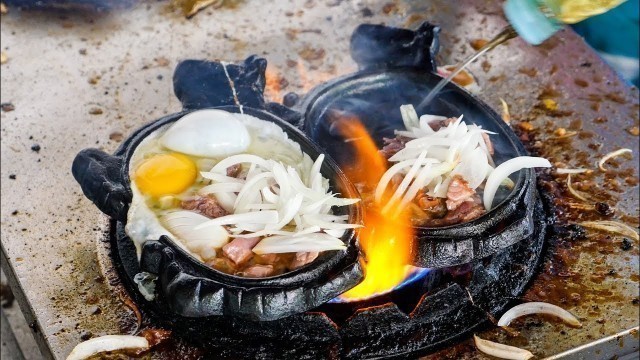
518,67 -> 537,77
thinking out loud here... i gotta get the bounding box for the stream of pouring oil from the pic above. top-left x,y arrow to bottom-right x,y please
419,26 -> 519,109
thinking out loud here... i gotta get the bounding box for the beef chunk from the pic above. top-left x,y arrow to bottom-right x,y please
222,237 -> 261,265
240,265 -> 274,278
379,136 -> 411,159
226,164 -> 242,178
290,252 -> 319,269
446,175 -> 475,211
181,195 -> 228,218
417,193 -> 447,218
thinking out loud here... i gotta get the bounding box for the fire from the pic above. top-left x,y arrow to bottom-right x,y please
337,118 -> 414,301
264,66 -> 283,101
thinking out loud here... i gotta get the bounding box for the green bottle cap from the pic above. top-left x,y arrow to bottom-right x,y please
504,0 -> 562,45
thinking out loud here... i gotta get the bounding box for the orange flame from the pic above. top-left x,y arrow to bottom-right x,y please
264,66 -> 283,101
337,117 -> 414,301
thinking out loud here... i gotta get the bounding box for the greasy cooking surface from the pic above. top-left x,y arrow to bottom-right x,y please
1,1 -> 638,359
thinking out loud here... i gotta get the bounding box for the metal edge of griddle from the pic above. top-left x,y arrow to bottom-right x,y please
0,241 -> 55,360
1,307 -> 26,360
542,326 -> 640,360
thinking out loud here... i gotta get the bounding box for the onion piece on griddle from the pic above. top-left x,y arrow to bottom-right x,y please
473,335 -> 534,360
497,302 -> 582,328
66,335 -> 149,360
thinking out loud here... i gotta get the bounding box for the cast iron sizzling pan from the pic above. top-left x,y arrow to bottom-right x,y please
295,22 -> 543,269
72,56 -> 364,321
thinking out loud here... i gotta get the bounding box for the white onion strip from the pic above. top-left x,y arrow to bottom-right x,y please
497,302 -> 582,328
253,233 -> 345,254
200,172 -> 244,183
195,210 -> 279,230
598,148 -> 632,171
65,335 -> 149,360
580,220 -> 639,241
483,157 -> 551,210
556,168 -> 590,175
210,154 -> 269,173
473,335 -> 534,360
566,174 -> 591,203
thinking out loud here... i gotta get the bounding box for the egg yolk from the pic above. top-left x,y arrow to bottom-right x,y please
134,153 -> 197,197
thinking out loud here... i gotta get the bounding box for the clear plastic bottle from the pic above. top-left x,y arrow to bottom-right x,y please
504,0 -> 627,44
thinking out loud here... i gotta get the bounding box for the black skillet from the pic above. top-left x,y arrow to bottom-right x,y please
72,56 -> 363,321
295,22 -> 543,269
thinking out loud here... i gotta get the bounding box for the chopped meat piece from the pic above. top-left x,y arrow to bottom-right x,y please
222,237 -> 261,265
451,200 -> 485,223
181,195 -> 228,218
290,252 -> 319,269
379,136 -> 410,159
420,201 -> 485,227
481,132 -> 494,155
445,175 -> 475,211
207,257 -> 237,274
226,164 -> 242,178
256,253 -> 280,265
240,265 -> 274,278
416,193 -> 447,218
428,117 -> 456,131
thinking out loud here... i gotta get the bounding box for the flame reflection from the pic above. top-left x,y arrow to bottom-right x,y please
336,117 -> 415,301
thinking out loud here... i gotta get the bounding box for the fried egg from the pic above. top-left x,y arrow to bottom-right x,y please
160,109 -> 250,157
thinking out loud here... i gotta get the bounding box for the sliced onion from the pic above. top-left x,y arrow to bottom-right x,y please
483,157 -> 551,210
580,220 -> 639,241
194,210 -> 279,230
161,211 -> 229,248
234,172 -> 272,210
473,335 -> 534,360
270,193 -> 304,229
394,161 -> 457,215
245,203 -> 277,210
451,147 -> 489,189
375,158 -> 425,202
400,104 -> 420,129
301,214 -> 362,230
200,171 -> 244,183
308,154 -> 325,187
497,302 -> 582,328
566,174 -> 591,203
253,233 -> 345,254
210,154 -> 269,173
499,98 -> 511,123
387,151 -> 429,208
199,182 -> 244,194
419,114 -> 445,132
394,130 -> 419,138
66,335 -> 149,360
598,148 -> 632,171
556,168 -> 590,174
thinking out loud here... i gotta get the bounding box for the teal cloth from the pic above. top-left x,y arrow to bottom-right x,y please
571,0 -> 639,85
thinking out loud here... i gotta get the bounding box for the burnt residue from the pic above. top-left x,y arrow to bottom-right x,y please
510,107 -> 639,312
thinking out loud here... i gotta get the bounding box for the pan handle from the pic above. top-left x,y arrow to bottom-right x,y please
173,56 -> 268,111
72,148 -> 131,221
349,21 -> 440,72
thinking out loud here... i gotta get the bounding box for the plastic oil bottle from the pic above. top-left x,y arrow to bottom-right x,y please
504,0 -> 627,45
421,0 -> 627,107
